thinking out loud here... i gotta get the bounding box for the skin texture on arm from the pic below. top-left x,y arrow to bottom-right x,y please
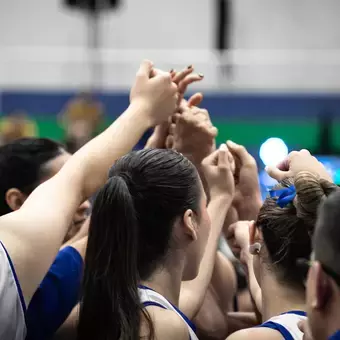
0,60 -> 178,306
194,252 -> 237,339
179,145 -> 234,320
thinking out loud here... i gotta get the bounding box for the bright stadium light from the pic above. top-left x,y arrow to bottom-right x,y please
259,138 -> 288,167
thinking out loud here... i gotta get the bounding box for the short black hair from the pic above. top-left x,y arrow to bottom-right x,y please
314,188 -> 340,277
0,138 -> 65,216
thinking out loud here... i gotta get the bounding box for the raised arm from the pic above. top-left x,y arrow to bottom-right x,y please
179,144 -> 235,319
0,60 -> 178,305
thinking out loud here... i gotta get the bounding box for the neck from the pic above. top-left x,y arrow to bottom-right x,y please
261,269 -> 306,321
140,252 -> 185,307
322,290 -> 340,339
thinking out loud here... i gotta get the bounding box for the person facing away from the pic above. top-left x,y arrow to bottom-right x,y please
228,171 -> 338,340
305,188 -> 340,340
0,138 -> 90,339
77,147 -> 234,340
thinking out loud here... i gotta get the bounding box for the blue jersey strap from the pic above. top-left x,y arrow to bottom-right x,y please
260,321 -> 294,340
330,331 -> 340,340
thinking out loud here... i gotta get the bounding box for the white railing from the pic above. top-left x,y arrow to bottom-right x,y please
2,47 -> 340,92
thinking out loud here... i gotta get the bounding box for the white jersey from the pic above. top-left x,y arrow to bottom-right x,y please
139,285 -> 199,340
260,311 -> 307,340
0,241 -> 26,340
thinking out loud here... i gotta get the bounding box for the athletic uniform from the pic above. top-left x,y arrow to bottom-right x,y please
26,246 -> 83,340
139,285 -> 198,340
0,241 -> 26,340
259,311 -> 307,340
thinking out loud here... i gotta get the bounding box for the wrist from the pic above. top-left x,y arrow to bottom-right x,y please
128,100 -> 154,129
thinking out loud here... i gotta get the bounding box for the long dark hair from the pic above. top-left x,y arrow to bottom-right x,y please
77,149 -> 201,340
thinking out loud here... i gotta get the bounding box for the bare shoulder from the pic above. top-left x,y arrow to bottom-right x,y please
227,327 -> 284,340
141,306 -> 190,340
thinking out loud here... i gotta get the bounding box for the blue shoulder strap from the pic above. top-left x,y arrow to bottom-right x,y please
260,321 -> 294,340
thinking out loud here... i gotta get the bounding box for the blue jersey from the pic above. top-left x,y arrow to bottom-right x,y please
26,246 -> 83,340
259,311 -> 307,340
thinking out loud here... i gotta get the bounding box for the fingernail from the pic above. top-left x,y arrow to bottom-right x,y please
219,143 -> 227,151
198,73 -> 204,78
187,65 -> 193,69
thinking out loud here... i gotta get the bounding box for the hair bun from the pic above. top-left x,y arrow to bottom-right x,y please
294,171 -> 337,232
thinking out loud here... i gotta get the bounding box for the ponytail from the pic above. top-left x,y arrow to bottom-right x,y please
77,176 -> 145,340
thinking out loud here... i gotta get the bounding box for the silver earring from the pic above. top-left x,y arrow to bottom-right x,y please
249,242 -> 261,255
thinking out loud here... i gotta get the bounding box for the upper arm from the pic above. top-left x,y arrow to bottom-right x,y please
0,170 -> 83,305
227,328 -> 284,340
142,308 -> 190,340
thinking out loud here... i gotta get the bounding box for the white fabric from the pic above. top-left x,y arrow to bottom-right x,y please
139,287 -> 198,340
0,242 -> 26,340
266,312 -> 307,340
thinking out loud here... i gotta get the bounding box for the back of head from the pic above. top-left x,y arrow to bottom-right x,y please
78,149 -> 201,340
257,171 -> 337,290
314,189 -> 340,279
0,138 -> 64,216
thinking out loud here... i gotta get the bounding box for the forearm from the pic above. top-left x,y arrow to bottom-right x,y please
237,196 -> 262,221
61,104 -> 151,201
244,254 -> 262,313
180,196 -> 232,319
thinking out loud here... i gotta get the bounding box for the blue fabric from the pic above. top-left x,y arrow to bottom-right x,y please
270,185 -> 296,208
260,321 -> 294,340
258,311 -> 306,340
330,331 -> 340,340
282,311 -> 307,317
25,246 -> 83,340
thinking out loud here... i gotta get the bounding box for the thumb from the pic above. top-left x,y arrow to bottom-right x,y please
227,140 -> 253,165
188,92 -> 203,107
136,59 -> 153,82
202,147 -> 220,166
265,166 -> 293,181
218,143 -> 229,168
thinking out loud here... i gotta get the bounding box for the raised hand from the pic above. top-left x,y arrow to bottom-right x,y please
227,141 -> 262,221
171,66 -> 204,107
266,149 -> 332,182
130,60 -> 178,126
168,105 -> 218,164
201,144 -> 235,201
144,65 -> 204,149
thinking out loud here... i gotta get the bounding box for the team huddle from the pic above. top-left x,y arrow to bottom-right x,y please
0,61 -> 339,340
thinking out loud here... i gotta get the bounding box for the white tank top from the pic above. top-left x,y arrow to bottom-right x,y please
260,311 -> 307,340
139,285 -> 198,340
0,241 -> 26,340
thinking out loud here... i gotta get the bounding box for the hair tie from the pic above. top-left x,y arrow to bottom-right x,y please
269,185 -> 296,208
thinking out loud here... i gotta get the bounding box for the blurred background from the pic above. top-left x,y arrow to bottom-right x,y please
1,0 -> 340,195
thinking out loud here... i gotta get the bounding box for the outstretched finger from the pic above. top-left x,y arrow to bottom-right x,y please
178,74 -> 204,96
172,66 -> 194,84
